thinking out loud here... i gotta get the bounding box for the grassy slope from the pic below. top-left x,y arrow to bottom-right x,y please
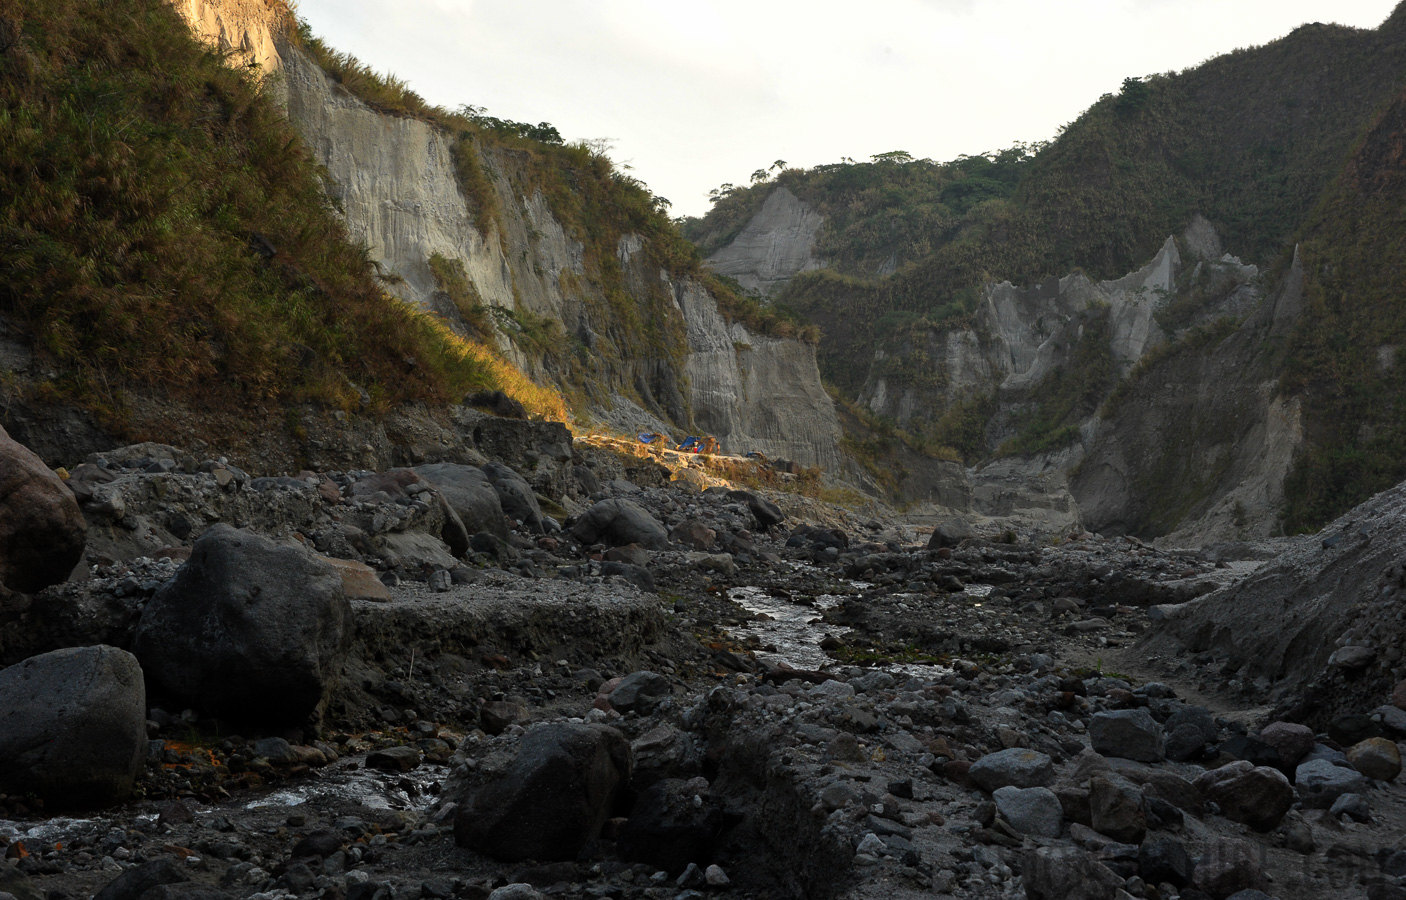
1280,83 -> 1406,531
0,0 -> 565,432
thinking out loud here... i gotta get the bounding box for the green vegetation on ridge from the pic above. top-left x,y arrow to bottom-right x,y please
1281,82 -> 1406,532
682,6 -> 1406,530
0,0 -> 555,425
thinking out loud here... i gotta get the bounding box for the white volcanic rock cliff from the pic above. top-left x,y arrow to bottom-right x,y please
706,186 -> 825,296
173,0 -> 847,471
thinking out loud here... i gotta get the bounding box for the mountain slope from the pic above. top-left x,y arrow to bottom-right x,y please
685,3 -> 1406,537
0,0 -> 562,452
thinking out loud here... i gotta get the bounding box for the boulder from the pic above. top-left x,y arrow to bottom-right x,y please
992,785 -> 1063,837
570,499 -> 668,549
415,463 -> 508,538
1089,709 -> 1164,762
1165,723 -> 1209,762
1257,721 -> 1315,769
132,525 -> 351,726
320,556 -> 389,601
669,519 -> 716,550
968,748 -> 1055,792
479,700 -> 523,736
927,516 -> 975,550
1165,705 -> 1218,743
0,646 -> 146,808
609,671 -> 672,714
0,425 -> 86,593
726,490 -> 784,531
481,463 -> 545,533
1346,736 -> 1401,781
1021,846 -> 1123,900
1193,761 -> 1293,830
92,857 -> 189,900
618,778 -> 721,875
631,725 -> 701,788
1138,837 -> 1194,888
1088,775 -> 1145,844
1193,838 -> 1263,898
1295,758 -> 1370,808
455,723 -> 632,862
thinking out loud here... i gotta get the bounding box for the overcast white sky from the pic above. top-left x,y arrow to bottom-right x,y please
293,0 -> 1400,218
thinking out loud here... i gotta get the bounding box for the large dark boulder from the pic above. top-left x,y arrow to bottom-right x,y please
0,645 -> 146,808
415,463 -> 508,538
92,857 -> 189,900
618,779 -> 722,875
570,499 -> 668,550
1193,761 -> 1293,831
927,516 -> 975,550
726,490 -> 784,531
454,723 -> 632,861
482,462 -> 545,533
132,525 -> 350,726
0,424 -> 86,593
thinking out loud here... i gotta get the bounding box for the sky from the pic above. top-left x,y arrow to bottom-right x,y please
292,0 -> 1401,218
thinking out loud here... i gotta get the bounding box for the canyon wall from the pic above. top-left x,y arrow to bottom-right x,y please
173,0 -> 848,472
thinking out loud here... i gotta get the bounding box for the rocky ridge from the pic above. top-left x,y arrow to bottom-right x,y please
711,186 -> 1296,543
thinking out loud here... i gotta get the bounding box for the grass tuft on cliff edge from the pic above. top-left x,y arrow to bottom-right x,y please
0,0 -> 562,427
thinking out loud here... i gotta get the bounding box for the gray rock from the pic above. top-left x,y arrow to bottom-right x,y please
252,736 -> 295,764
1193,761 -> 1292,830
481,463 -> 545,533
808,679 -> 856,700
1374,704 -> 1406,735
454,723 -> 632,861
725,490 -> 784,531
1089,709 -> 1164,762
1295,758 -> 1369,808
367,746 -> 422,772
610,671 -> 671,714
1021,846 -> 1123,900
992,785 -> 1063,837
415,463 -> 508,538
1329,791 -> 1370,822
1088,775 -> 1145,844
571,499 -> 668,549
968,748 -> 1055,792
927,516 -> 975,550
1346,736 -> 1401,781
1165,705 -> 1217,743
0,865 -> 41,900
0,646 -> 146,809
0,424 -> 86,594
485,886 -> 542,900
1165,723 -> 1208,761
92,856 -> 189,900
1138,837 -> 1193,888
132,524 -> 351,726
1257,721 -> 1315,768
1193,838 -> 1263,898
